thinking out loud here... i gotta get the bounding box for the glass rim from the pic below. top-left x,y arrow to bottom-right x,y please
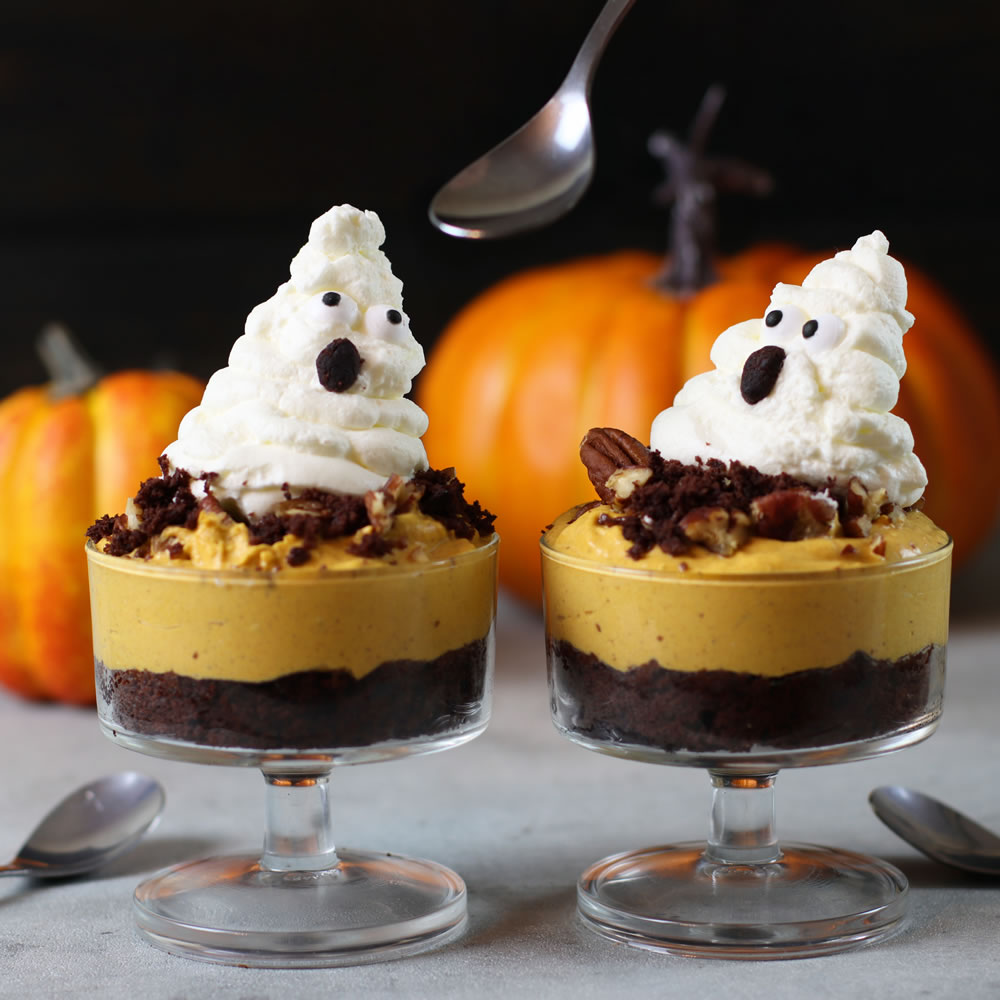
539,527 -> 952,584
85,532 -> 499,584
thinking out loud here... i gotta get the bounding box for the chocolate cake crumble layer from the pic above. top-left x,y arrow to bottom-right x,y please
86,461 -> 496,562
98,638 -> 488,750
547,638 -> 944,753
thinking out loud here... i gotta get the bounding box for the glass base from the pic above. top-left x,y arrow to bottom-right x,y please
577,841 -> 907,960
554,716 -> 939,772
133,848 -> 467,968
98,716 -> 489,768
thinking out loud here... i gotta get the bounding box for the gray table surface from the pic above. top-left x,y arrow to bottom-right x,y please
2,546 -> 999,1000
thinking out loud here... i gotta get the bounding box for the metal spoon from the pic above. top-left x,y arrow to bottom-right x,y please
870,785 -> 1000,876
0,772 -> 165,879
429,0 -> 637,239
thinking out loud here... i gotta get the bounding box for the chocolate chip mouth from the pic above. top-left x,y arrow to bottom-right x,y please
316,338 -> 362,392
740,345 -> 786,404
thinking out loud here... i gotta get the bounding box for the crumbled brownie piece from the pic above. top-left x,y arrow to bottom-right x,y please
412,468 -> 496,540
286,546 -> 310,567
133,467 -> 200,537
347,530 -> 404,559
86,514 -> 118,544
249,491 -> 369,548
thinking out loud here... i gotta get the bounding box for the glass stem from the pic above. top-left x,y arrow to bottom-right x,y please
259,769 -> 339,872
704,770 -> 781,866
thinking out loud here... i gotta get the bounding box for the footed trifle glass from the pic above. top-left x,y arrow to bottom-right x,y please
541,528 -> 951,960
86,535 -> 498,968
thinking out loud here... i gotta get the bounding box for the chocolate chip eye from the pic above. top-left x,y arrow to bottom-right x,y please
316,338 -> 362,392
305,290 -> 359,331
800,313 -> 846,354
761,303 -> 808,346
364,305 -> 410,344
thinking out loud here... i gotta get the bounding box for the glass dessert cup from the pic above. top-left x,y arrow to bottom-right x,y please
86,536 -> 498,968
541,531 -> 951,960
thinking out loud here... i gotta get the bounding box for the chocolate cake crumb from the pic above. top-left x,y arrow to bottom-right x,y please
412,468 -> 496,539
286,546 -> 310,567
86,514 -> 118,543
347,531 -> 403,559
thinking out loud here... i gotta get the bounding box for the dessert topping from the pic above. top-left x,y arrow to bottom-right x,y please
89,463 -> 494,562
580,427 -> 898,559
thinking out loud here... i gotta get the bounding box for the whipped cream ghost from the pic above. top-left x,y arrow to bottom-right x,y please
164,205 -> 429,515
650,231 -> 927,507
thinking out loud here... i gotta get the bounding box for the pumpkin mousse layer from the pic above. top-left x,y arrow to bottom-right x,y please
543,505 -> 949,678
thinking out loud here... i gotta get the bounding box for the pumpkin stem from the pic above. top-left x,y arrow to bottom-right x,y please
37,323 -> 103,400
648,85 -> 773,296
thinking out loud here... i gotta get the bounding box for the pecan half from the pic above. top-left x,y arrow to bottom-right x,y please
580,428 -> 652,504
751,489 -> 838,540
679,507 -> 752,555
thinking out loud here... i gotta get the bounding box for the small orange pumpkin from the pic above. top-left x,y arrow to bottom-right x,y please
0,327 -> 203,703
419,245 -> 1000,606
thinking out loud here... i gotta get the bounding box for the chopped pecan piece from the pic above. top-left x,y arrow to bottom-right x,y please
580,428 -> 652,504
842,477 -> 890,537
606,466 -> 653,504
751,489 -> 838,540
679,507 -> 752,555
365,474 -> 420,534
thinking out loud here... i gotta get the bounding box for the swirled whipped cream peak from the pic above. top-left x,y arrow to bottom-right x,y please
163,204 -> 430,515
650,231 -> 927,507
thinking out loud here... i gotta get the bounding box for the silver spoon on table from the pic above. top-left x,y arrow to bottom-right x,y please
870,785 -> 1000,876
429,0 -> 637,239
0,772 -> 165,879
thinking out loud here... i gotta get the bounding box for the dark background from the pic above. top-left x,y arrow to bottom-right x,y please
1,1 -> 997,397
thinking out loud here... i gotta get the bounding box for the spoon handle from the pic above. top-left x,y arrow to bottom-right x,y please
563,0 -> 638,95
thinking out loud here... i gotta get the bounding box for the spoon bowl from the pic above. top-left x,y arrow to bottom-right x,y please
429,0 -> 635,239
0,772 -> 165,879
870,785 -> 1000,876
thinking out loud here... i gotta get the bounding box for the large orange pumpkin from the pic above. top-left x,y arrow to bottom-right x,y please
0,327 -> 203,703
419,244 -> 1000,605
